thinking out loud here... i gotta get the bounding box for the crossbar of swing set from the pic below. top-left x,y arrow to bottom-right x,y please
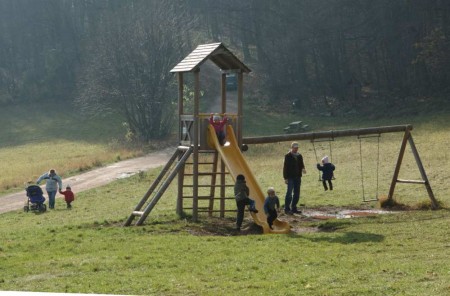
243,124 -> 412,145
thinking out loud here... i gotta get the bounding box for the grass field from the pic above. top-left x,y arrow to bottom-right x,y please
0,102 -> 143,194
0,101 -> 449,295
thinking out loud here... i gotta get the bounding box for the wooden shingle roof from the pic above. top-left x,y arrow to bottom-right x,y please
170,42 -> 251,73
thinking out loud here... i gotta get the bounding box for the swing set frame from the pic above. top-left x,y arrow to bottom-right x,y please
243,124 -> 438,209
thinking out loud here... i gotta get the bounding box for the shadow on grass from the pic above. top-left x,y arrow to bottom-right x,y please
304,231 -> 385,244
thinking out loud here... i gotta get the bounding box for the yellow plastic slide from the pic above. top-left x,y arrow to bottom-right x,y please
207,125 -> 291,234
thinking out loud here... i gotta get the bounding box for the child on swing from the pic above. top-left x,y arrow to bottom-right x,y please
209,113 -> 228,145
316,155 -> 335,191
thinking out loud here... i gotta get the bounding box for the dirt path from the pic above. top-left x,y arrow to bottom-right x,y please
0,148 -> 174,214
1,92 -> 237,215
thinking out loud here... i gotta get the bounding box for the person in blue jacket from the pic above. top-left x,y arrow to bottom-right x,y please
264,187 -> 280,230
316,156 -> 335,191
37,169 -> 62,209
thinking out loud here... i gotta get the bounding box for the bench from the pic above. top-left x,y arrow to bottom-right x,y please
283,121 -> 309,133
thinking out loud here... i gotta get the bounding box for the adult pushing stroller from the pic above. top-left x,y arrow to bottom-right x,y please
24,185 -> 47,213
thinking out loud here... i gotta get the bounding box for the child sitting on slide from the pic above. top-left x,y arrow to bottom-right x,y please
209,113 -> 228,145
264,187 -> 280,230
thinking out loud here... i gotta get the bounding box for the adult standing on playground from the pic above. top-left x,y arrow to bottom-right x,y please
37,169 -> 62,209
283,142 -> 306,214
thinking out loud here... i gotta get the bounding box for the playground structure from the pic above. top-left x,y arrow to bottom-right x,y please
124,42 -> 292,234
124,43 -> 437,233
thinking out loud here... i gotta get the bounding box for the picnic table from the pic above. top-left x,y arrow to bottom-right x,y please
283,121 -> 309,133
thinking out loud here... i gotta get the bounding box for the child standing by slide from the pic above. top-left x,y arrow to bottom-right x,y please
234,174 -> 258,231
264,187 -> 280,229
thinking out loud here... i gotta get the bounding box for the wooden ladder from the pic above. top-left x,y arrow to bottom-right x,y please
124,146 -> 193,226
180,150 -> 235,217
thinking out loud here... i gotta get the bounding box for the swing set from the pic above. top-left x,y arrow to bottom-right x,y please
244,124 -> 438,209
311,133 -> 380,202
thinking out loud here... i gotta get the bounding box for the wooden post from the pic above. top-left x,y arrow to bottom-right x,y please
177,73 -> 184,215
220,72 -> 227,218
177,73 -> 184,140
387,130 -> 410,201
407,134 -> 438,209
176,156 -> 185,216
193,70 -> 200,222
220,158 -> 226,218
221,73 -> 227,113
209,152 -> 219,216
237,72 -> 244,147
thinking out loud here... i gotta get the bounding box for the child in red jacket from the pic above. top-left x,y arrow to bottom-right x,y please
59,185 -> 75,209
209,113 -> 228,145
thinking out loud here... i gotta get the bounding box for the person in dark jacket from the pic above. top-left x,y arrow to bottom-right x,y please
234,174 -> 258,231
264,187 -> 280,229
283,142 -> 306,214
317,155 -> 335,191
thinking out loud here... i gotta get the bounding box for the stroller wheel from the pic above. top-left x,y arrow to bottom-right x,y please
40,204 -> 47,212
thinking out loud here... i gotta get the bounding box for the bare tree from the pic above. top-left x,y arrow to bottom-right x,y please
76,1 -> 188,141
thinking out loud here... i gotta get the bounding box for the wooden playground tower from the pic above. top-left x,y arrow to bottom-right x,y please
125,43 -> 251,226
125,43 -> 437,228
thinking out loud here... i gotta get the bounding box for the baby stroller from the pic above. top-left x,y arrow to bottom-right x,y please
24,185 -> 47,213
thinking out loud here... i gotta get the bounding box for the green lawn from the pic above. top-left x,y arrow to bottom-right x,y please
0,171 -> 449,295
0,102 -> 143,193
0,102 -> 449,295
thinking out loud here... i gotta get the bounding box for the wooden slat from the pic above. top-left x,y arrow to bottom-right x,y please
184,172 -> 229,176
182,196 -> 235,200
396,179 -> 426,184
182,196 -> 214,200
183,184 -> 234,188
184,208 -> 236,213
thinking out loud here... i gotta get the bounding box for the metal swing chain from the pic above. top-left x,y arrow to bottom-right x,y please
359,137 -> 365,200
312,136 -> 335,181
375,135 -> 380,200
311,140 -> 321,181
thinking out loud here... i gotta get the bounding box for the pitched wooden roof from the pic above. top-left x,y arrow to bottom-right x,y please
170,42 -> 251,73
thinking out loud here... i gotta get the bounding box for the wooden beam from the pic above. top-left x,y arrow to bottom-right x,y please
237,72 -> 244,147
407,134 -> 438,209
193,70 -> 200,222
396,179 -> 426,184
243,125 -> 413,144
388,130 -> 410,201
